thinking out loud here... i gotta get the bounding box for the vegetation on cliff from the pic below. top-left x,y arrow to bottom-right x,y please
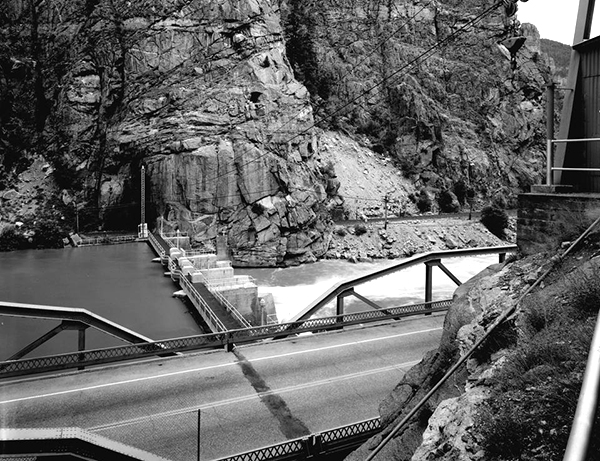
477,246 -> 600,461
347,227 -> 600,461
0,0 -> 559,261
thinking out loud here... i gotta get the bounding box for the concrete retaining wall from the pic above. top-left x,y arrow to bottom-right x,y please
518,193 -> 600,255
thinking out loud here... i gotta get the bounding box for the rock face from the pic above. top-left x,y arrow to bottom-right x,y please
1,0 -> 339,265
281,0 -> 551,210
346,252 -> 553,461
1,0 -> 551,262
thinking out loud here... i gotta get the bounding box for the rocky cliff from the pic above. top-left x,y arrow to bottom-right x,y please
347,233 -> 600,461
1,0 -> 341,265
1,0 -> 552,264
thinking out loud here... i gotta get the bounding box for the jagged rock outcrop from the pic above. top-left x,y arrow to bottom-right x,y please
1,0 -> 340,265
346,250 -> 565,461
1,0 -> 552,261
281,0 -> 552,212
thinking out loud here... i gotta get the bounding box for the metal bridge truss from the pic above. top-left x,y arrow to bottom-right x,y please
217,417 -> 381,461
0,301 -> 176,368
0,299 -> 451,379
288,245 -> 516,324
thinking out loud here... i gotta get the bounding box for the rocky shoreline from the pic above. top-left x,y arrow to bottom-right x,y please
323,216 -> 514,263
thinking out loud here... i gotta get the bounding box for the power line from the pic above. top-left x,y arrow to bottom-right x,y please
205,1 -> 506,186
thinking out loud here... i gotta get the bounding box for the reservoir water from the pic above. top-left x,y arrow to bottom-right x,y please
0,242 -> 499,359
0,243 -> 203,359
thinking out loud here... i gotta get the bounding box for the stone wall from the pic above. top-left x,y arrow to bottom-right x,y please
517,193 -> 600,255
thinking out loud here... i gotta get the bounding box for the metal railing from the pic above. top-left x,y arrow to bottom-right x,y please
289,245 -> 516,323
77,234 -> 138,246
0,299 -> 450,379
196,272 -> 252,329
216,417 -> 381,461
148,232 -> 167,258
178,271 -> 228,333
562,307 -> 600,461
546,137 -> 600,186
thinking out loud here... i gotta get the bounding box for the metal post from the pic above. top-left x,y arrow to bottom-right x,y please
78,326 -> 86,371
336,294 -> 344,322
75,202 -> 79,233
562,310 -> 600,461
141,165 -> 145,226
384,194 -> 389,230
425,261 -> 434,304
546,83 -> 555,186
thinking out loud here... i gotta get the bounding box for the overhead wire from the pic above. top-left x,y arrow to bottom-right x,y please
122,1 -> 507,215
205,1 -> 506,188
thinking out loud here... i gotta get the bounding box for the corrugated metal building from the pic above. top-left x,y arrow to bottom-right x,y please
518,0 -> 600,255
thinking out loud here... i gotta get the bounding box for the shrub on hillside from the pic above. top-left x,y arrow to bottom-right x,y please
476,261 -> 600,461
438,189 -> 460,213
480,205 -> 508,238
354,223 -> 368,236
416,189 -> 433,213
0,225 -> 25,251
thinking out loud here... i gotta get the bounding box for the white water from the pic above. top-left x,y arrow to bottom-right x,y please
238,255 -> 500,322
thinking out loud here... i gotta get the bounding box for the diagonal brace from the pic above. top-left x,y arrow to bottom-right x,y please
6,321 -> 88,361
348,290 -> 394,316
436,261 -> 462,287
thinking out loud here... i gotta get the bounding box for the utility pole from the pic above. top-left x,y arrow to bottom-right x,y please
383,193 -> 389,230
138,165 -> 148,239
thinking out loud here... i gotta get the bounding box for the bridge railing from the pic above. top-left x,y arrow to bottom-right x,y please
289,245 -> 517,325
216,417 -> 381,461
0,299 -> 450,379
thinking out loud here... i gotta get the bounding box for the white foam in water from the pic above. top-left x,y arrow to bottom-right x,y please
248,255 -> 499,323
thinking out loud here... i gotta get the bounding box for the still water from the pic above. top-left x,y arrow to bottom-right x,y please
0,243 -> 202,359
0,242 -> 499,359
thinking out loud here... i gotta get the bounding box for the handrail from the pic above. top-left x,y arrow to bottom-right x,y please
148,232 -> 167,257
562,308 -> 600,461
216,417 -> 381,461
179,272 -> 228,333
546,137 -> 600,185
290,245 -> 516,322
197,273 -> 252,329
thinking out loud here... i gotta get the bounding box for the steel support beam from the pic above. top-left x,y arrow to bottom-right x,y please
348,290 -> 384,311
289,245 -> 516,323
5,320 -> 88,361
554,0 -> 596,185
435,261 -> 462,287
425,261 -> 435,304
0,301 -> 155,345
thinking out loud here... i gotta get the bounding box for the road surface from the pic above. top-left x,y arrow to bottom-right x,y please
0,314 -> 445,460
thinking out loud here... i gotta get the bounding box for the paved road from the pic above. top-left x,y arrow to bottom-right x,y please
0,314 -> 445,460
